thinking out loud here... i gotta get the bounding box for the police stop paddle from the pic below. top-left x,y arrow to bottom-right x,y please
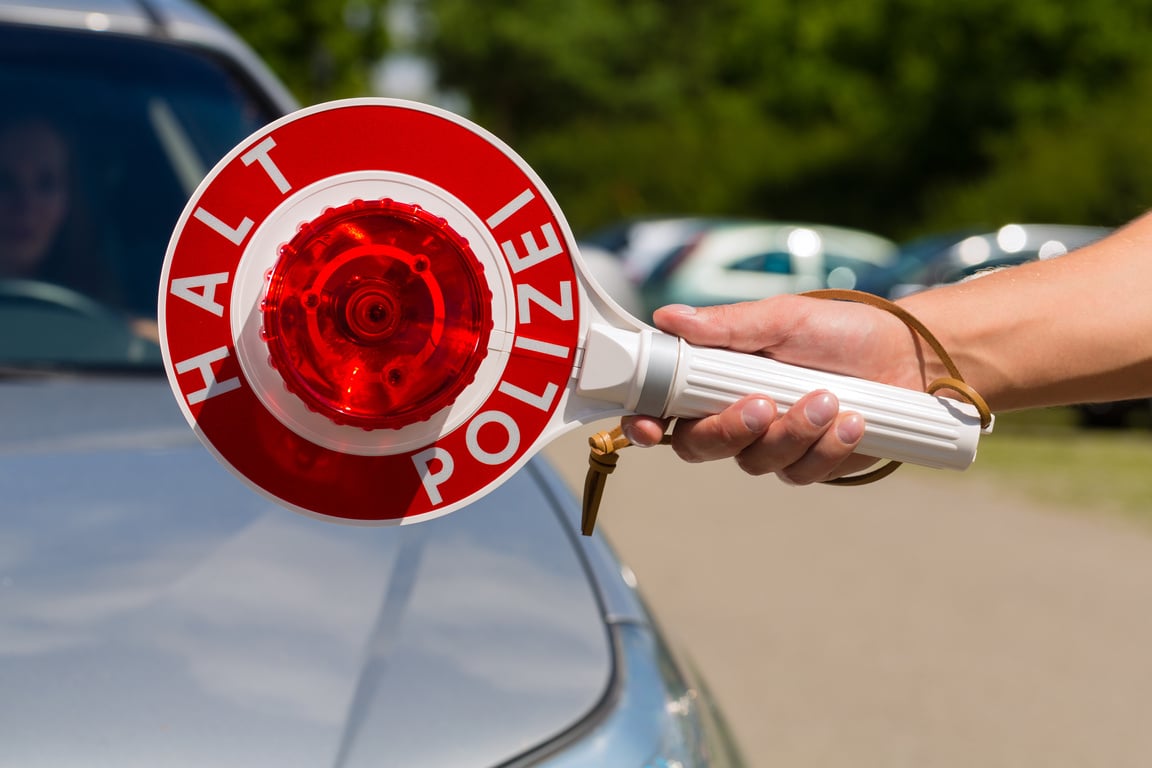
160,98 -> 990,525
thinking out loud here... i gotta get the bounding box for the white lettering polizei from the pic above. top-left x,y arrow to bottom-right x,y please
466,411 -> 520,465
486,189 -> 534,229
501,223 -> 563,273
174,346 -> 242,405
498,381 -> 559,412
412,446 -> 454,506
513,336 -> 569,358
170,272 -> 230,317
517,281 -> 573,323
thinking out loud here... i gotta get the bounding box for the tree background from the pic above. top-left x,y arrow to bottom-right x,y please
202,0 -> 1152,240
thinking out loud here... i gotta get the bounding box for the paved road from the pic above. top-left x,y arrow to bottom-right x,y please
545,422 -> 1152,768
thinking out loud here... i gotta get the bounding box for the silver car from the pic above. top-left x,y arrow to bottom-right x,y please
643,220 -> 899,315
878,223 -> 1112,299
0,1 -> 743,765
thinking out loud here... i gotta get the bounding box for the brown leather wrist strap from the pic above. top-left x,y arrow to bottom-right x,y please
579,289 -> 991,535
801,289 -> 992,486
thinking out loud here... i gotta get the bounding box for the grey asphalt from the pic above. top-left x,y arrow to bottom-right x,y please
545,422 -> 1152,768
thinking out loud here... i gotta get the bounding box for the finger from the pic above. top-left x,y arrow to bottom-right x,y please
619,414 -> 672,447
772,412 -> 868,485
668,396 -> 777,463
650,301 -> 796,353
733,390 -> 845,475
650,298 -> 920,392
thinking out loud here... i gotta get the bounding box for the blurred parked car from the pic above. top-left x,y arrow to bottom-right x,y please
854,223 -> 1144,429
851,228 -> 984,298
0,2 -> 744,765
580,215 -> 749,288
642,221 -> 898,314
861,223 -> 1111,299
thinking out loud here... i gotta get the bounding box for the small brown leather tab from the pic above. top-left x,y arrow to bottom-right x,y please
581,426 -> 630,536
581,426 -> 672,535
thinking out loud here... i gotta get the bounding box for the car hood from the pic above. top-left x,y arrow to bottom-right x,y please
0,375 -> 611,767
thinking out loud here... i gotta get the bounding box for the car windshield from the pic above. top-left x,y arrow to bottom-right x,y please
0,22 -> 280,371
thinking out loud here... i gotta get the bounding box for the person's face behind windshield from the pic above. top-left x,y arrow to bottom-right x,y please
0,117 -> 70,278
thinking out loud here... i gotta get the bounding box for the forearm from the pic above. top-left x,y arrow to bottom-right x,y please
897,212 -> 1152,411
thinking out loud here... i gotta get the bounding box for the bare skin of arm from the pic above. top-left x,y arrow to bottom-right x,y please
621,211 -> 1152,484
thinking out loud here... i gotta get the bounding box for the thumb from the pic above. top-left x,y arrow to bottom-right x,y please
650,299 -> 802,354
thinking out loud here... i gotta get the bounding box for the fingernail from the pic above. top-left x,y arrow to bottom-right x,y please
664,304 -> 697,316
741,398 -> 774,432
776,470 -> 799,487
622,423 -> 657,447
837,413 -> 865,444
805,393 -> 837,427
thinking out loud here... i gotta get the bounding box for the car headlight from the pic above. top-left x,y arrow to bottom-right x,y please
519,621 -> 744,767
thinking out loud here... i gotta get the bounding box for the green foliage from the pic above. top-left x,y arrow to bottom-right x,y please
201,0 -> 1152,238
924,66 -> 1152,228
199,0 -> 390,103
423,0 -> 1152,237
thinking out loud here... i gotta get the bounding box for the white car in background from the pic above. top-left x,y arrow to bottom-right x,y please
643,220 -> 898,314
581,215 -> 750,287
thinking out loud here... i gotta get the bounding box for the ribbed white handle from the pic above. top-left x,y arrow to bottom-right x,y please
667,341 -> 985,470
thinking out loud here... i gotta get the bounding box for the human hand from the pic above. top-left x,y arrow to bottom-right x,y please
620,295 -> 925,484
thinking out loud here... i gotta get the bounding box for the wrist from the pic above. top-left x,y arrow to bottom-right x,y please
896,282 -> 1018,410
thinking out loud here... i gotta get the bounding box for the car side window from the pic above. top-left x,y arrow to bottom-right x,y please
0,24 -> 280,368
729,251 -> 793,274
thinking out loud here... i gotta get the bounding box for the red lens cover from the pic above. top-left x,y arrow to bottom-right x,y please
262,199 -> 493,430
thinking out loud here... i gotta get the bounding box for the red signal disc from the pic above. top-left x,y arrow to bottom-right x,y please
262,199 -> 493,430
159,99 -> 581,524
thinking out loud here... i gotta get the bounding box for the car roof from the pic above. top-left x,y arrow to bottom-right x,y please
688,220 -> 899,262
0,0 -> 297,113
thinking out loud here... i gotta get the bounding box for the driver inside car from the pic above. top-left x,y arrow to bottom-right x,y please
0,112 -> 159,342
0,114 -> 72,281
